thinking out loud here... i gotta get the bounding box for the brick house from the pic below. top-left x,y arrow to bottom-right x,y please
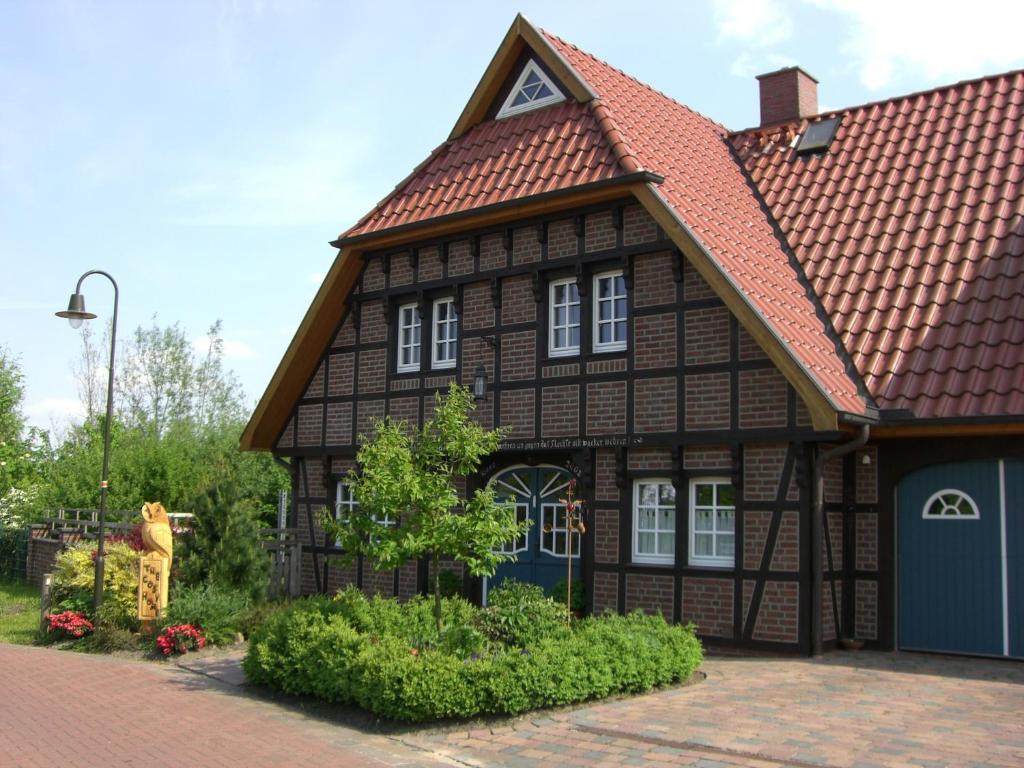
242,15 -> 1024,657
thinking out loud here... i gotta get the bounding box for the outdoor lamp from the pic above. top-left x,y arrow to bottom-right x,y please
55,270 -> 119,612
55,293 -> 97,329
472,365 -> 487,402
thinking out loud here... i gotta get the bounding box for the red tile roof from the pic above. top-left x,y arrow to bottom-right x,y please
343,100 -> 627,239
733,71 -> 1024,419
542,33 -> 867,417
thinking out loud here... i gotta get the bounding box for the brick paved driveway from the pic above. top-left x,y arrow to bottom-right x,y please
405,652 -> 1024,768
2,644 -> 1022,768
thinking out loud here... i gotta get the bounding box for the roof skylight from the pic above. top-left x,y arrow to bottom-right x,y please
795,116 -> 840,155
496,59 -> 565,119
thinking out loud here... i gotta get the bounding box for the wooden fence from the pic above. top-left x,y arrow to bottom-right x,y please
260,528 -> 302,599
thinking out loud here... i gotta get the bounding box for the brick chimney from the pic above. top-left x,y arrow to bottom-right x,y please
756,66 -> 818,126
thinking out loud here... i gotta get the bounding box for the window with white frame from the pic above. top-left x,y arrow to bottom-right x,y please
496,59 -> 565,119
494,503 -> 529,555
397,303 -> 420,372
689,479 -> 736,567
540,502 -> 580,557
633,479 -> 676,564
593,271 -> 627,352
549,278 -> 580,356
334,481 -> 358,547
922,489 -> 980,519
431,298 -> 458,369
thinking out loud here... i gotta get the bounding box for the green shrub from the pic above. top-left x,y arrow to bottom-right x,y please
87,624 -> 142,653
332,586 -> 477,648
549,579 -> 586,613
475,580 -> 568,647
243,592 -> 703,723
50,542 -> 140,628
163,584 -> 251,646
437,569 -> 462,598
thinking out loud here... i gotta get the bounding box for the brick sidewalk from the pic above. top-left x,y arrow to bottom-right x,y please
2,643 -> 1022,768
0,644 -> 448,768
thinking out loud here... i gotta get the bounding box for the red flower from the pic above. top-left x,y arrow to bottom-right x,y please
155,624 -> 206,656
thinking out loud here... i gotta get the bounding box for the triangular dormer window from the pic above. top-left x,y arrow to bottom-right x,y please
496,59 -> 565,119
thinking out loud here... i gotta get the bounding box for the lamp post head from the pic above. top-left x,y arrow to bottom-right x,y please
472,365 -> 487,402
55,293 -> 97,329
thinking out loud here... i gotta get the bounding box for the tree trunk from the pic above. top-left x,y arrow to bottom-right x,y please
432,549 -> 442,637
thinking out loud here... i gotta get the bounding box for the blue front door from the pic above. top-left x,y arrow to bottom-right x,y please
488,465 -> 578,597
898,461 -> 1008,656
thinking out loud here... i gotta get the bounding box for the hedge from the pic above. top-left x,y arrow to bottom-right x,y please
243,587 -> 703,722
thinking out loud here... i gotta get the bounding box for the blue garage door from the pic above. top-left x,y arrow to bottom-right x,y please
899,460 -> 1020,657
1007,460 -> 1024,658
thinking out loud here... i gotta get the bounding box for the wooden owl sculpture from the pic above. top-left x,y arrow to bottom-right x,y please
141,501 -> 173,567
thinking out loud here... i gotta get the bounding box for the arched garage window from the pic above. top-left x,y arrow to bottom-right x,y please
922,489 -> 980,519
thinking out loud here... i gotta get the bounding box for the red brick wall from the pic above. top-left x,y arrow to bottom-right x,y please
753,581 -> 799,643
593,507 -> 619,564
681,578 -> 733,637
634,377 -> 677,433
584,210 -> 616,252
622,204 -> 658,246
541,385 -> 579,437
632,252 -> 676,306
634,313 -> 676,369
625,573 -> 674,617
26,536 -> 62,587
586,381 -> 626,435
592,571 -> 619,614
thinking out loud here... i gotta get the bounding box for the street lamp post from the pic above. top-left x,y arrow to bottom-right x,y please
56,270 -> 119,612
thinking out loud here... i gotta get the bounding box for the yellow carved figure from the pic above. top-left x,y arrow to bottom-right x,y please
140,501 -> 173,617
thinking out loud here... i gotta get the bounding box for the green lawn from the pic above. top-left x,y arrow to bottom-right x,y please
0,580 -> 41,645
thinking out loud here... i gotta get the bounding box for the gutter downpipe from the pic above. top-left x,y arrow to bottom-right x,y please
811,423 -> 869,656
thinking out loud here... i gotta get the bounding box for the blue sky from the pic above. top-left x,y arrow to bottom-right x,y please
4,0 -> 1023,432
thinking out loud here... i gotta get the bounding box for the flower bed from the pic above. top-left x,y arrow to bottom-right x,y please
244,583 -> 702,722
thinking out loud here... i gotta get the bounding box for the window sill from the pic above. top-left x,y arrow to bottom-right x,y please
632,557 -> 674,567
687,559 -> 735,570
592,344 -> 627,354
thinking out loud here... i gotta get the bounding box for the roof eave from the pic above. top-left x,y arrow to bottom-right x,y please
331,171 -> 663,249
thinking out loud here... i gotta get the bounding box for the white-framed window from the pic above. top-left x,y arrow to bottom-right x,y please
397,302 -> 420,373
633,479 -> 676,564
593,271 -> 627,352
431,297 -> 458,369
540,502 -> 580,558
689,479 -> 736,567
548,278 -> 580,357
496,59 -> 565,119
922,489 -> 980,519
494,503 -> 529,555
334,480 -> 359,547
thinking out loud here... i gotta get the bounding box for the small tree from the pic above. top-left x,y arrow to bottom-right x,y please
324,384 -> 527,635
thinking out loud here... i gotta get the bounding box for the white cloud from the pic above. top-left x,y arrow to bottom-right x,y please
809,0 -> 1024,90
192,336 -> 257,361
730,51 -> 798,78
306,270 -> 325,286
713,0 -> 794,47
25,397 -> 85,425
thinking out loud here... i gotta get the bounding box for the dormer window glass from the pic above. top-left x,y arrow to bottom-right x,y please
496,59 -> 565,119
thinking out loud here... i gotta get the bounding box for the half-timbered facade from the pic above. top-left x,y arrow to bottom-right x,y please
243,15 -> 1024,656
